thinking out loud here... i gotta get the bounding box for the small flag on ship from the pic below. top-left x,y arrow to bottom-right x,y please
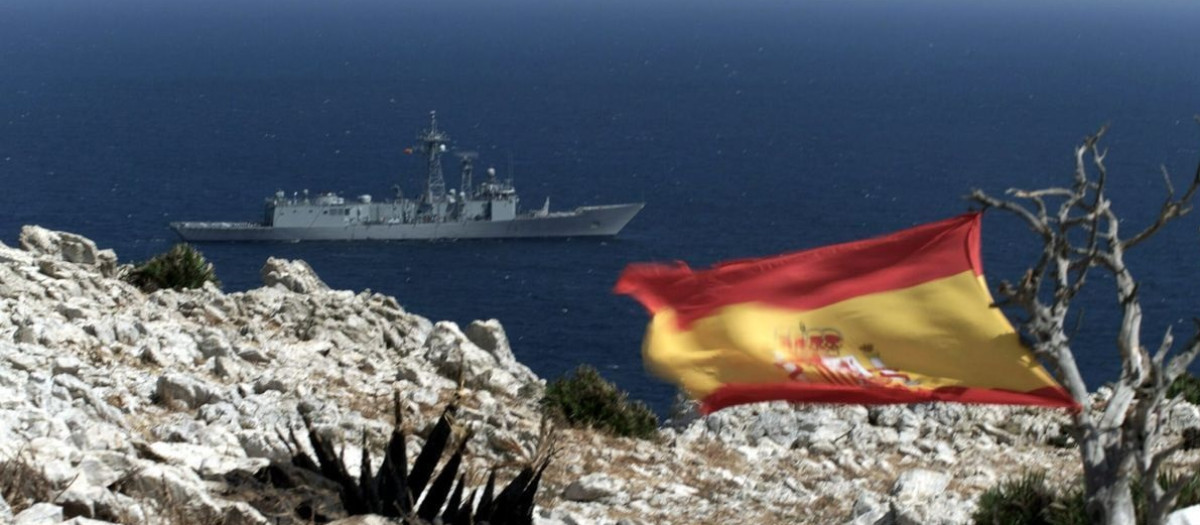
615,213 -> 1076,414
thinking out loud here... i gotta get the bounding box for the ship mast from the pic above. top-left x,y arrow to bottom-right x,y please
456,151 -> 477,198
418,111 -> 450,204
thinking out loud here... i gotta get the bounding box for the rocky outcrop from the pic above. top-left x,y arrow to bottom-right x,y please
260,257 -> 328,294
0,226 -> 1197,525
18,226 -> 118,278
0,227 -> 546,524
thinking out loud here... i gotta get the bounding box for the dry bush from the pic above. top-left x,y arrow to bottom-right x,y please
0,454 -> 54,515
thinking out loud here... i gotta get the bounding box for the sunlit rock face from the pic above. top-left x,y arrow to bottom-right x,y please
1,226 -> 1197,524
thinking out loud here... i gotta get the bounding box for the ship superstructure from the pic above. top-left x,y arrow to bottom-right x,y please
171,112 -> 644,242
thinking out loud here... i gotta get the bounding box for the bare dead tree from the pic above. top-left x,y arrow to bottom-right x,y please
970,121 -> 1200,525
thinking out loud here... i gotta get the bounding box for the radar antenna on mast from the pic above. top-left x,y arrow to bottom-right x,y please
416,111 -> 450,204
455,151 -> 478,198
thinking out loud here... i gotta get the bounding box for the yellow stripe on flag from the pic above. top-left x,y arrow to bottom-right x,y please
645,270 -> 1060,404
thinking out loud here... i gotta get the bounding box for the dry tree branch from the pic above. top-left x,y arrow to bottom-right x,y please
970,189 -> 1053,240
1124,156 -> 1200,251
1163,322 -> 1200,383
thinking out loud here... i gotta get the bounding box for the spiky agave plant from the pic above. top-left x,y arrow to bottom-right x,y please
291,392 -> 552,525
124,243 -> 220,293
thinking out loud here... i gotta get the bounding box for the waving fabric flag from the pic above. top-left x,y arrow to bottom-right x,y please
615,213 -> 1076,414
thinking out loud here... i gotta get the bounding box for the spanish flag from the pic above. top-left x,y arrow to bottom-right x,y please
615,213 -> 1076,414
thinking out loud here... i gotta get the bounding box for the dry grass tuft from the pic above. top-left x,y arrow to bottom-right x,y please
0,454 -> 55,516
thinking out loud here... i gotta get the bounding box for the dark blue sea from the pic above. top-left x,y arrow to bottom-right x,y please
3,0 -> 1199,414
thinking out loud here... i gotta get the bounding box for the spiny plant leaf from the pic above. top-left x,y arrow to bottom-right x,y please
442,474 -> 467,525
488,466 -> 535,525
358,434 -> 377,514
376,392 -> 411,517
452,488 -> 477,525
301,415 -> 366,515
283,390 -> 550,525
287,427 -> 321,474
515,459 -> 552,523
416,434 -> 470,522
475,469 -> 497,520
408,404 -> 457,499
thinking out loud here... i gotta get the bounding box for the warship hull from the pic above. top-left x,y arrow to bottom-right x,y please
171,203 -> 644,242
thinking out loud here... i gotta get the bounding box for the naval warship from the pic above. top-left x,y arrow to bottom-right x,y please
170,112 -> 644,242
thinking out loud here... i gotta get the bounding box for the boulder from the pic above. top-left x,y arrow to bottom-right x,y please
55,480 -> 121,522
1169,504 -> 1200,525
155,373 -> 226,409
145,441 -> 268,479
563,473 -> 625,502
12,502 -> 64,525
222,501 -> 271,525
423,321 -> 528,395
120,463 -> 224,523
846,492 -> 891,525
260,257 -> 329,294
18,226 -> 117,277
891,493 -> 971,525
891,469 -> 950,501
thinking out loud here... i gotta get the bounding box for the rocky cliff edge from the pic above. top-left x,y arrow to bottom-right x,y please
2,226 -> 1199,525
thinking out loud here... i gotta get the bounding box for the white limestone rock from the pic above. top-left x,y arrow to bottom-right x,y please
61,518 -> 122,525
563,473 -> 626,502
845,492 -> 890,525
260,257 -> 329,294
1166,403 -> 1200,435
423,321 -> 530,396
25,437 -> 80,486
12,502 -> 64,525
121,463 -> 225,523
5,225 -> 1181,525
464,319 -> 538,383
0,493 -> 12,522
146,441 -> 268,479
196,329 -> 234,359
1168,504 -> 1200,525
891,469 -> 950,501
223,502 -> 272,525
18,226 -> 117,277
892,492 -> 972,525
155,373 -> 226,409
55,478 -> 122,522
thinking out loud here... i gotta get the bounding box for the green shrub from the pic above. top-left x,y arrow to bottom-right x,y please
972,471 -> 1058,525
124,243 -> 220,293
1167,373 -> 1200,404
541,365 -> 659,439
974,471 -> 1200,525
1167,471 -> 1200,510
1133,471 -> 1200,524
1046,487 -> 1088,525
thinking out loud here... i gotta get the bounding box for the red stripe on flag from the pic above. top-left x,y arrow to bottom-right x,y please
615,213 -> 984,329
700,383 -> 1078,414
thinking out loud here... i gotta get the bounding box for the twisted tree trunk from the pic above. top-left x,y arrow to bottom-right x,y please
970,122 -> 1200,525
